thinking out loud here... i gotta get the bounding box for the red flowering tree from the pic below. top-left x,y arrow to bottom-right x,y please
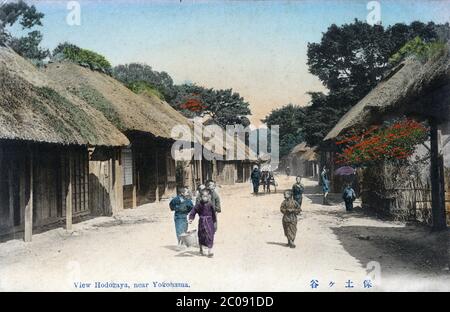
335,119 -> 429,165
179,95 -> 206,113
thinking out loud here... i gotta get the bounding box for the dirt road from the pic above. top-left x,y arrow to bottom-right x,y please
0,176 -> 448,291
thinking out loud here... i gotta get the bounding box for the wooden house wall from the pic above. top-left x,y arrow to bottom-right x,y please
0,142 -> 90,240
445,167 -> 450,224
216,161 -> 236,185
89,147 -> 123,215
202,159 -> 215,183
236,161 -> 244,182
130,135 -> 174,205
176,159 -> 203,193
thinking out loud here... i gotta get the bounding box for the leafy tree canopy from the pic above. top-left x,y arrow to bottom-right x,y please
0,0 -> 48,61
113,63 -> 176,102
172,84 -> 251,128
303,20 -> 448,147
262,104 -> 305,158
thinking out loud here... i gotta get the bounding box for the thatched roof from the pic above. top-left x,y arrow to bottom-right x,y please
0,47 -> 129,146
43,62 -> 192,141
325,45 -> 450,141
290,142 -> 309,155
300,146 -> 318,162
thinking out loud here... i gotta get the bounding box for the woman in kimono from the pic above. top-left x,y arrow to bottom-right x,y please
280,190 -> 302,248
169,187 -> 194,248
292,176 -> 305,206
321,167 -> 330,205
189,191 -> 217,257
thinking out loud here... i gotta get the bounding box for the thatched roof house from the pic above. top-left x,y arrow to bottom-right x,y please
43,61 -> 206,205
0,47 -> 129,146
290,142 -> 309,155
325,45 -> 450,140
284,142 -> 319,177
300,147 -> 318,162
43,62 -> 191,140
0,47 -> 130,241
323,44 -> 450,230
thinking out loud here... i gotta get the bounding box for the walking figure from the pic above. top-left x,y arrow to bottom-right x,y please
321,167 -> 330,205
266,171 -> 276,193
195,184 -> 206,205
342,184 -> 356,212
251,165 -> 261,195
292,176 -> 304,206
169,186 -> 194,249
189,191 -> 217,257
280,190 -> 302,248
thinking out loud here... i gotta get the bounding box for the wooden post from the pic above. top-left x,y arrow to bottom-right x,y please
24,152 -> 33,242
8,165 -> 14,228
430,118 -> 447,231
109,155 -> 116,214
66,153 -> 73,232
198,159 -> 203,184
115,149 -> 123,211
155,148 -> 160,202
132,149 -> 137,209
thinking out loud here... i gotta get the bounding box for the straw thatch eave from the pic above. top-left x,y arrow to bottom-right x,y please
300,146 -> 318,162
290,142 -> 309,155
0,47 -> 129,147
43,62 -> 193,142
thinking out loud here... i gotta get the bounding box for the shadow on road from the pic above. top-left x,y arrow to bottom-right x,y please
301,183 -> 344,205
331,225 -> 450,274
266,241 -> 289,247
163,245 -> 203,257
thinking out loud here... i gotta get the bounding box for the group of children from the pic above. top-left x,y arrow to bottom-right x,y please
170,174 -> 357,255
169,181 -> 221,258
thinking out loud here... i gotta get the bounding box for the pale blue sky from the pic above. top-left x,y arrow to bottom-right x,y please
16,0 -> 450,122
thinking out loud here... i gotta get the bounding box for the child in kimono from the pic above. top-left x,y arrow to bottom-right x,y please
342,184 -> 357,212
292,176 -> 305,206
195,184 -> 206,205
169,187 -> 194,249
280,190 -> 302,248
189,191 -> 217,257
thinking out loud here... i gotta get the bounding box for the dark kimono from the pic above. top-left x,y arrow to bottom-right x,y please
169,196 -> 194,241
321,171 -> 330,193
292,183 -> 304,206
251,169 -> 261,194
209,190 -> 221,213
280,198 -> 302,242
189,202 -> 217,248
342,186 -> 356,211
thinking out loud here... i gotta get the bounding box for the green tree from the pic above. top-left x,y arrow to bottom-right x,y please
112,63 -> 176,101
262,104 -> 305,157
0,0 -> 48,61
172,84 -> 251,127
304,20 -> 446,146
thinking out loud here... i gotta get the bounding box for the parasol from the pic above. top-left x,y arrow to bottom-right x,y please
335,166 -> 356,176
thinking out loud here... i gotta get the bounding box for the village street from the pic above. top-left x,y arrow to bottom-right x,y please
0,176 -> 448,292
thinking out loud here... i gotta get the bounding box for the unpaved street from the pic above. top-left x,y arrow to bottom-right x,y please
0,176 -> 448,292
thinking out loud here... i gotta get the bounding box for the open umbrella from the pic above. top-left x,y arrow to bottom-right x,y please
335,166 -> 356,176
